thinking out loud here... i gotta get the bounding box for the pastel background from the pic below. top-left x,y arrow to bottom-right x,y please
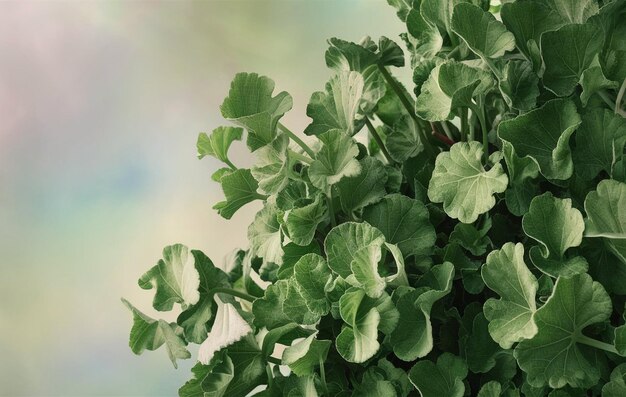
0,1 -> 407,395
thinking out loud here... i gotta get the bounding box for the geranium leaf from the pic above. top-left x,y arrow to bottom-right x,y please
497,98 -> 581,181
579,65 -> 619,107
384,115 -> 424,163
408,353 -> 468,397
584,179 -> 626,239
248,203 -> 283,266
602,364 -> 626,397
282,334 -> 332,376
138,244 -> 201,311
502,141 -> 540,217
252,280 -> 292,330
362,193 -> 436,259
308,129 -> 361,191
122,299 -> 190,368
428,141 -> 508,224
499,60 -> 540,111
451,3 -> 515,60
220,72 -> 292,151
213,168 -> 264,220
179,351 -> 234,397
544,0 -> 599,24
251,133 -> 291,195
482,242 -> 538,349
324,222 -> 385,278
405,6 -> 443,60
197,126 -> 243,166
449,220 -> 491,256
284,194 -> 327,247
293,253 -> 332,316
335,157 -> 387,214
336,288 -> 381,363
514,273 -> 612,389
522,193 -> 587,277
350,244 -> 386,299
465,312 -> 501,374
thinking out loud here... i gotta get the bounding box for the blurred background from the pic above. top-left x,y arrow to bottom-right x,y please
0,1 -> 407,395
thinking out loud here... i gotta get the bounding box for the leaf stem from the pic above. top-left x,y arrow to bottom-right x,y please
483,57 -> 502,80
319,358 -> 328,393
288,149 -> 313,165
440,121 -> 454,140
616,78 -> 626,116
279,123 -> 316,158
576,334 -> 619,355
267,356 -> 282,365
470,98 -> 489,163
209,287 -> 256,302
460,108 -> 468,142
598,90 -> 617,110
224,158 -> 238,170
376,64 -> 436,157
364,117 -> 394,164
326,190 -> 337,228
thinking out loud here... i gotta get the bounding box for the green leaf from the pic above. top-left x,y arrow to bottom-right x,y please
197,297 -> 252,366
499,60 -> 540,111
350,244 -> 386,299
252,280 -> 291,330
451,3 -> 515,60
602,364 -> 626,397
385,116 -> 424,163
477,381 -> 502,397
220,72 -> 292,151
308,129 -> 361,191
284,194 -> 327,247
420,0 -> 466,36
579,65 -> 619,107
574,110 -> 626,180
584,179 -> 626,239
408,353 -> 468,397
177,251 -> 230,344
415,61 -> 493,121
390,262 -> 455,361
261,323 -> 312,359
293,254 -> 332,316
336,288 -> 382,363
282,333 -> 331,376
362,193 -> 436,259
428,141 -> 508,224
213,168 -> 264,220
304,71 -> 366,136
405,6 -> 444,60
138,244 -> 201,311
179,351 -> 234,397
335,157 -> 387,214
465,312 -> 501,374
482,242 -> 538,349
325,37 -> 379,72
324,222 -> 386,278
544,0 -> 599,24
502,140 -> 540,217
122,299 -> 190,368
501,1 -> 564,68
541,23 -> 604,97
283,279 -> 322,325
248,203 -> 283,265
197,126 -> 242,166
497,98 -> 581,181
449,220 -> 491,256
522,192 -> 587,277
220,336 -> 266,397
583,238 -> 626,296
514,273 -> 612,389
251,133 -> 291,195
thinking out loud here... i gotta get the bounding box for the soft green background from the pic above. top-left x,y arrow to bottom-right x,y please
0,1 -> 406,395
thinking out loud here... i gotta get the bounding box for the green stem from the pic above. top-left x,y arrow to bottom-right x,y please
326,190 -> 336,228
319,358 -> 328,393
224,158 -> 238,170
469,110 -> 476,141
460,108 -> 468,142
267,356 -> 282,365
279,123 -> 316,158
599,90 -> 617,110
446,45 -> 461,60
616,78 -> 626,116
576,334 -> 619,355
209,287 -> 256,302
376,64 -> 436,157
288,149 -> 313,165
364,117 -> 394,164
440,121 -> 454,140
470,98 -> 489,163
484,57 -> 502,80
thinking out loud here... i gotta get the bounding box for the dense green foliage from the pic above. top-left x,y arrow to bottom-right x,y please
123,1 -> 626,395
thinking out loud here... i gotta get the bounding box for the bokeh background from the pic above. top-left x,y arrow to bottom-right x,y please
0,1 -> 409,395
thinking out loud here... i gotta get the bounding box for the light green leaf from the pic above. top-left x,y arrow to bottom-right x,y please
477,381 -> 502,397
451,3 -> 515,60
501,1 -> 564,68
220,72 -> 292,151
213,168 -> 264,220
449,220 -> 491,256
420,0 -> 466,36
522,193 -> 587,277
579,65 -> 619,106
405,6 -> 444,60
122,299 -> 190,368
584,179 -> 626,239
514,273 -> 612,389
197,297 -> 252,365
179,351 -> 234,397
293,254 -> 332,316
284,194 -> 327,247
602,364 -> 626,397
252,280 -> 291,330
502,141 -> 540,217
416,61 -> 493,121
541,23 -> 604,97
138,244 -> 201,311
282,334 -> 332,376
350,244 -> 386,299
335,157 -> 387,213
336,288 -> 381,363
385,116 -> 424,163
408,353 -> 468,397
498,98 -> 581,181
197,126 -> 242,166
482,242 -> 538,349
325,37 -> 379,72
390,262 -> 454,361
324,222 -> 386,278
283,279 -> 321,325
363,193 -> 436,259
544,0 -> 599,24
574,109 -> 626,180
251,133 -> 291,195
309,129 -> 361,191
428,141 -> 508,224
499,60 -> 540,111
304,71 -> 366,136
248,203 -> 283,265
